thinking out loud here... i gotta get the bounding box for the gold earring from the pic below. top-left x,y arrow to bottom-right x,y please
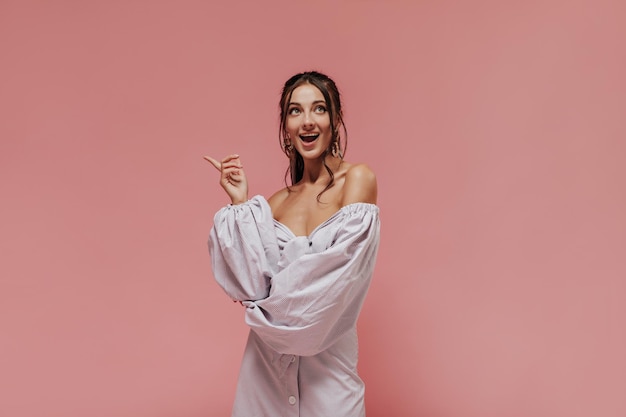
283,137 -> 294,156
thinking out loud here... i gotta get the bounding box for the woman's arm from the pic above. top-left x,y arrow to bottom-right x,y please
206,154 -> 279,301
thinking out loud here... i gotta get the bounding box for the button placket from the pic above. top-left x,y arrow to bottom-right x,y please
281,353 -> 299,414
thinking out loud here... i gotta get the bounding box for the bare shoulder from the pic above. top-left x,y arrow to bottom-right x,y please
342,163 -> 377,205
267,187 -> 289,214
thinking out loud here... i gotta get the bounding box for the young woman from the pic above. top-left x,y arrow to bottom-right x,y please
205,71 -> 380,417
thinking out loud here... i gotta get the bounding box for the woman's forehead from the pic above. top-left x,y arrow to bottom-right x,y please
290,84 -> 325,103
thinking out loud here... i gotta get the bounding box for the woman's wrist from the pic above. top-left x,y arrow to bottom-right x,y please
231,197 -> 247,205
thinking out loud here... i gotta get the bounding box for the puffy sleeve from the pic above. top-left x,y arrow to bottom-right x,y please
243,203 -> 380,357
208,195 -> 280,302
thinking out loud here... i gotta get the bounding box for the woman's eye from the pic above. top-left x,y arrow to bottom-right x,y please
288,107 -> 300,115
315,106 -> 327,113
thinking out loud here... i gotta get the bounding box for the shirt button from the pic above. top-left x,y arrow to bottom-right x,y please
288,395 -> 297,405
290,356 -> 296,363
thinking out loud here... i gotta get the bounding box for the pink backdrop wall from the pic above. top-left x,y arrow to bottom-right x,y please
1,1 -> 624,416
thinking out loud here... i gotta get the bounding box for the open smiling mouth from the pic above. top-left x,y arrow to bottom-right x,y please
299,134 -> 319,143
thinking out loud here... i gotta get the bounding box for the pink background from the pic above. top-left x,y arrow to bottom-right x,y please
1,1 -> 625,416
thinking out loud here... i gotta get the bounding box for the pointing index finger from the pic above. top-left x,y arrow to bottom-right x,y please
203,156 -> 221,171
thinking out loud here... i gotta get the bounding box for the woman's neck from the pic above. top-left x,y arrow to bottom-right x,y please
300,155 -> 342,184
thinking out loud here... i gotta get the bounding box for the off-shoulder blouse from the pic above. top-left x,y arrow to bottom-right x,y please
208,195 -> 380,417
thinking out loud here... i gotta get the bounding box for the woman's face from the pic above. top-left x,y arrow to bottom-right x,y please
285,83 -> 333,161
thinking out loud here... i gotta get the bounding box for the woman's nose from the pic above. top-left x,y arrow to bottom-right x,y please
303,112 -> 314,127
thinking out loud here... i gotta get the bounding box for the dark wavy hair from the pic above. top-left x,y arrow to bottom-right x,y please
278,71 -> 348,197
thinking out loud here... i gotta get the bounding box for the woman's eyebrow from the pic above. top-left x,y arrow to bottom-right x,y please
288,100 -> 326,105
